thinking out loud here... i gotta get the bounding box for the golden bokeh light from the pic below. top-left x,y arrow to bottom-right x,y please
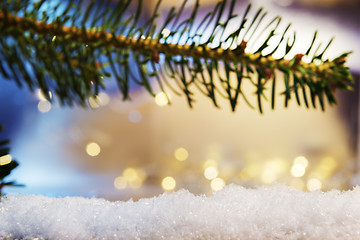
211,177 -> 225,192
291,164 -> 306,178
202,159 -> 218,169
240,163 -> 261,180
98,92 -> 110,106
154,92 -> 169,106
129,178 -> 143,189
161,176 -> 176,191
136,168 -> 147,182
37,89 -> 52,101
307,178 -> 322,191
293,156 -> 309,168
123,168 -> 138,182
261,169 -> 277,184
261,158 -> 287,184
161,28 -> 171,38
114,168 -> 146,190
319,156 -> 337,173
174,147 -> 189,161
89,96 -> 101,109
86,142 -> 101,156
204,166 -> 219,180
114,176 -> 127,190
37,100 -> 52,113
0,154 -> 12,166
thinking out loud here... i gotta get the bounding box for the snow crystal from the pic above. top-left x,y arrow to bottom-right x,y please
1,184 -> 360,240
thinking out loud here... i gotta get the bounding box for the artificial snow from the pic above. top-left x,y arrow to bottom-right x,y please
1,184 -> 360,240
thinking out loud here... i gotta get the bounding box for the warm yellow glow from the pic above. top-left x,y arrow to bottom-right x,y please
162,176 -> 176,191
203,159 -> 218,169
303,56 -> 312,63
52,35 -> 56,42
0,154 -> 12,166
261,158 -> 287,184
98,92 -> 110,106
291,164 -> 306,177
204,166 -> 218,180
294,156 -> 309,168
174,147 -> 189,161
211,178 -> 225,191
211,177 -> 225,192
89,96 -> 101,109
37,89 -> 52,101
123,168 -> 138,182
114,176 -> 127,190
129,178 -> 142,189
314,59 -> 322,66
37,100 -> 52,113
240,163 -> 261,180
307,178 -> 322,191
154,92 -> 169,106
136,168 -> 147,181
311,157 -> 338,180
115,168 -> 146,189
261,169 -> 277,184
86,142 -> 101,156
321,156 -> 337,171
290,179 -> 305,190
161,28 -> 171,38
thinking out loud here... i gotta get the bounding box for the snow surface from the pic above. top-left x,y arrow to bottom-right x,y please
1,184 -> 360,240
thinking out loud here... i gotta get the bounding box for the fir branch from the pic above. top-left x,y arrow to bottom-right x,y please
0,0 -> 354,112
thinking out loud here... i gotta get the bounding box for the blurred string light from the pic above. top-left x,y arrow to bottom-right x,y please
204,166 -> 218,180
161,28 -> 171,38
36,89 -> 52,113
154,92 -> 169,106
114,176 -> 127,190
291,156 -> 309,178
114,167 -> 146,190
174,147 -> 189,161
37,100 -> 51,113
98,92 -> 110,105
239,162 -> 261,181
211,177 -> 225,192
162,176 -> 176,191
88,92 -> 110,109
294,156 -> 309,168
261,158 -> 287,184
291,164 -> 306,178
37,89 -> 52,101
86,142 -> 101,156
89,96 -> 101,109
0,154 -> 12,165
203,159 -> 218,169
316,156 -> 337,179
307,178 -> 322,191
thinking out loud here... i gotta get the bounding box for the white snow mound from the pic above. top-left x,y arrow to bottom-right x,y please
1,184 -> 360,240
